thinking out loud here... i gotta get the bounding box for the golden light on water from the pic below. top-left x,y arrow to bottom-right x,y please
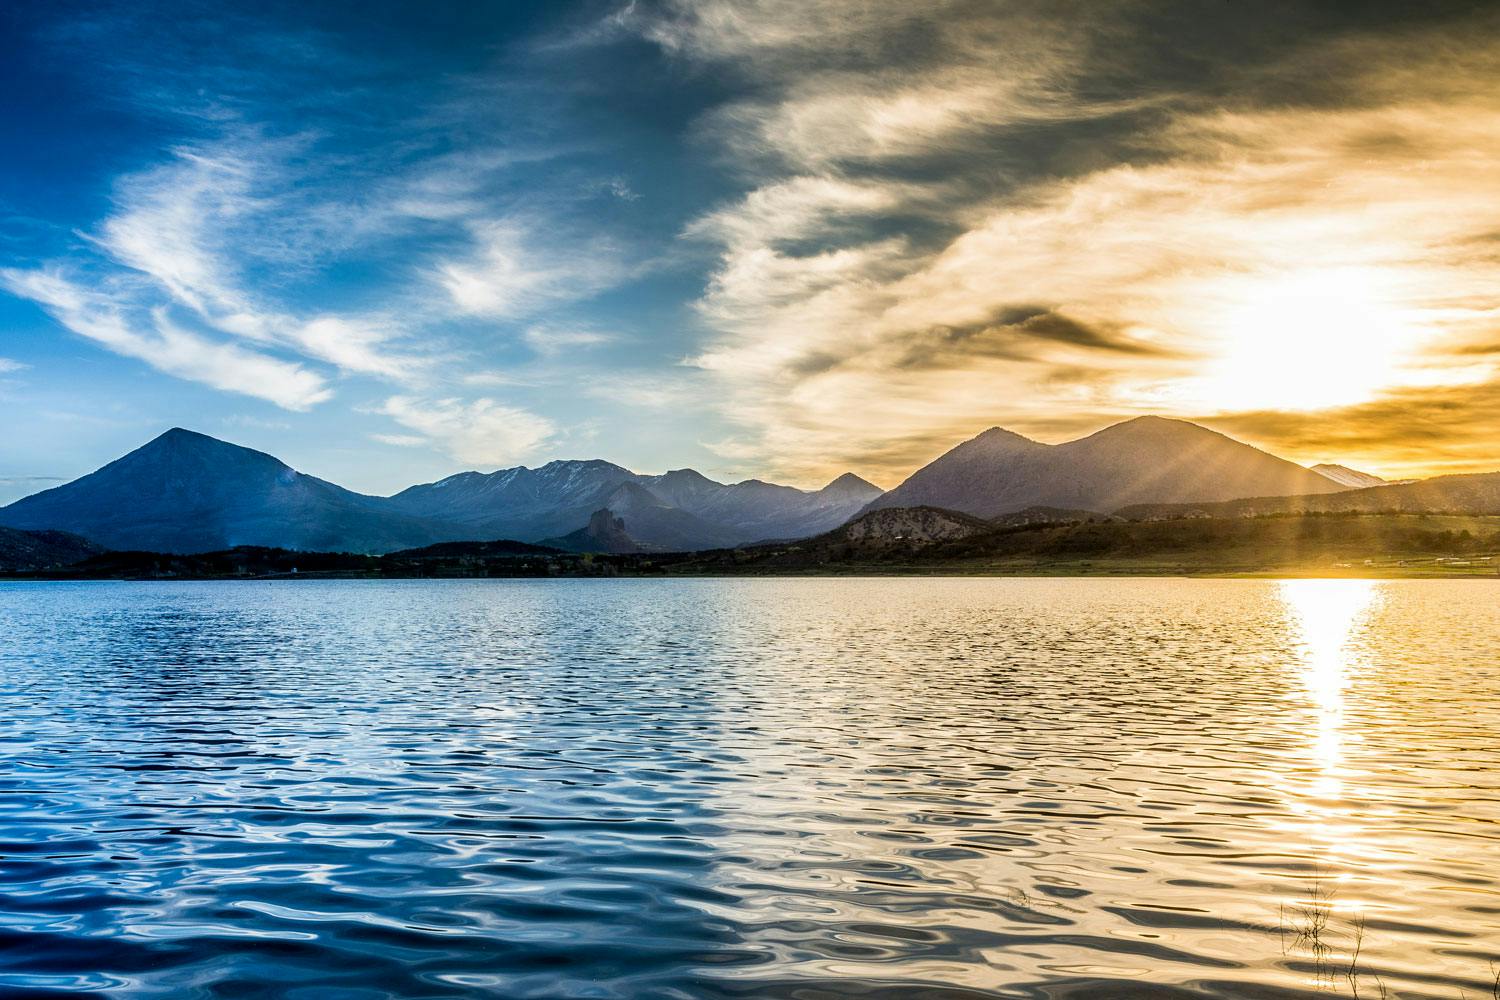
1279,579 -> 1380,798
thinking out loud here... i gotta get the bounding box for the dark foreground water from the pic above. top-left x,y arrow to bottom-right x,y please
0,579 -> 1497,999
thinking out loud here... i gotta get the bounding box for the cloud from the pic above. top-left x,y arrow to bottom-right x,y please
593,177 -> 639,201
91,140 -> 427,382
582,370 -> 708,410
522,324 -> 616,356
644,3 -> 1500,484
0,358 -> 28,374
222,414 -> 292,431
95,147 -> 253,318
293,317 -> 415,380
0,268 -> 331,410
1203,377 -> 1500,481
377,395 -> 556,466
370,433 -> 427,448
436,218 -> 628,319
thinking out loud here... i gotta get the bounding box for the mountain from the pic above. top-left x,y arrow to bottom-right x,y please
864,417 -> 1346,518
1310,463 -> 1391,489
0,428 -> 455,554
542,508 -> 644,554
387,460 -> 640,541
592,481 -> 742,550
640,470 -> 882,543
1117,470 -> 1500,520
393,462 -> 881,549
0,527 -> 103,573
0,428 -> 881,555
11,418 -> 1392,557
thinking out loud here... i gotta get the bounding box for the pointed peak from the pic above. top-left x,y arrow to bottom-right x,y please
149,426 -> 218,446
821,472 -> 881,494
959,426 -> 1045,452
136,427 -> 277,461
975,426 -> 1035,441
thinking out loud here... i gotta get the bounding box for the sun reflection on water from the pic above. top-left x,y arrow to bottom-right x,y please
1279,579 -> 1380,797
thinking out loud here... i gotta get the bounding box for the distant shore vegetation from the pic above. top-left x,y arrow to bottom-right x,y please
5,510 -> 1500,580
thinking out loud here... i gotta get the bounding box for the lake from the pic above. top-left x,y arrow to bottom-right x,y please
1,579 -> 1497,998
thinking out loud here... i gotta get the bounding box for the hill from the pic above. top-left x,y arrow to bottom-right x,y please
676,507 -> 1500,577
541,509 -> 645,554
1117,470 -> 1500,520
0,527 -> 104,572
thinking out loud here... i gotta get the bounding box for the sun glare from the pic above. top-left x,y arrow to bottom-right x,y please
1188,267 -> 1419,413
1279,579 -> 1380,796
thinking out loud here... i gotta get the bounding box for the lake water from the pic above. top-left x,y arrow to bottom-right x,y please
1,579 -> 1497,999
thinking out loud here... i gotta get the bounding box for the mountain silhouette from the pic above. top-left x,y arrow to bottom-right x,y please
864,416 -> 1346,517
0,429 -> 454,554
0,428 -> 881,554
5,419 -> 1444,556
390,459 -> 880,548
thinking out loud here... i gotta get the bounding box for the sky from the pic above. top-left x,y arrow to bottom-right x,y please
3,0 -> 1500,503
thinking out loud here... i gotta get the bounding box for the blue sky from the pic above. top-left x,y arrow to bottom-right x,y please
0,1 -> 745,500
4,1 -> 1500,502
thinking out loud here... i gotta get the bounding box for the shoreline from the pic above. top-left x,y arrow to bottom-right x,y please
5,566 -> 1497,581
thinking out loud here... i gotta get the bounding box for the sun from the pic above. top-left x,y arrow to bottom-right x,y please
1186,266 -> 1420,413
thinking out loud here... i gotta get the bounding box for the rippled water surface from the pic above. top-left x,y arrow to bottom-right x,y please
1,579 -> 1497,999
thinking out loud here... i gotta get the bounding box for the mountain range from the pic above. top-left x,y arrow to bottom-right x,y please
862,416 -> 1345,517
0,418 -> 1446,556
0,429 -> 881,554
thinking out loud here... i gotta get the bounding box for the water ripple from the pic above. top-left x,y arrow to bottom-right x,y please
0,578 -> 1497,997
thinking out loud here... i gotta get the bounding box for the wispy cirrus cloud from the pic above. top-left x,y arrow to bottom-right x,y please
436,218 -> 629,320
4,7 -> 638,437
0,268 -> 332,410
376,395 -> 556,467
94,139 -> 429,381
522,323 -> 617,356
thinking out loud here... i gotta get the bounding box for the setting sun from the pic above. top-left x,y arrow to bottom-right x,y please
1189,267 -> 1421,413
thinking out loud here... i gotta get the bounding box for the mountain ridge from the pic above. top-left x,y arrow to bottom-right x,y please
864,416 -> 1347,518
4,419 -> 1475,557
1310,463 -> 1391,489
0,428 -> 882,554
